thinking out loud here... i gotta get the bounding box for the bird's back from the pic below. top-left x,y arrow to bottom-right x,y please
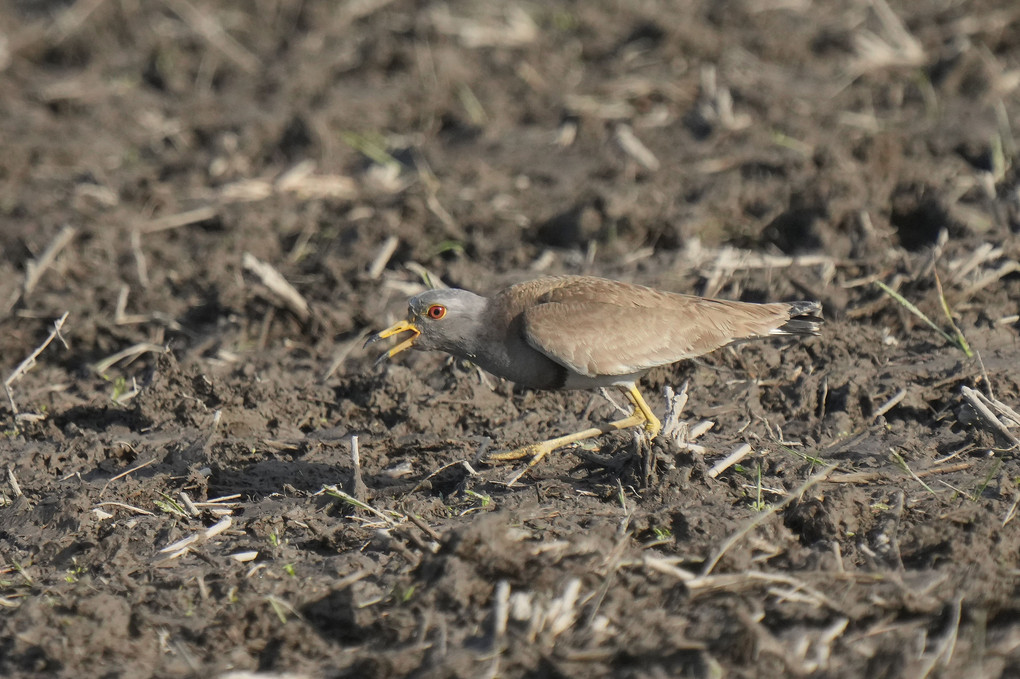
492,276 -> 820,380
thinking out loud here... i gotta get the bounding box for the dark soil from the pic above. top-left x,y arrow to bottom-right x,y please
2,1 -> 1020,677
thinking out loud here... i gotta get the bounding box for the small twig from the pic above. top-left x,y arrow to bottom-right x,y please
875,281 -> 970,355
114,285 -> 148,325
410,459 -> 479,495
491,580 -> 510,647
99,457 -> 157,497
368,236 -> 400,279
545,578 -> 582,639
23,225 -> 77,299
95,501 -> 155,516
4,311 -> 70,415
157,516 -> 233,560
408,513 -> 443,543
322,329 -> 370,381
890,449 -> 938,496
130,229 -> 150,288
873,388 -> 907,422
701,463 -> 837,575
348,434 -> 368,502
701,573 -> 839,613
689,421 -> 715,439
707,443 -> 752,479
275,161 -> 357,200
946,243 -> 998,283
413,153 -> 463,237
917,596 -> 963,678
404,262 -> 447,290
599,388 -> 630,417
1003,493 -> 1020,527
827,462 -> 972,484
934,268 -> 973,357
961,260 -> 1020,300
140,206 -> 218,234
164,0 -> 261,73
241,252 -> 310,322
90,342 -> 165,375
179,492 -> 201,517
613,122 -> 660,171
961,387 -> 1020,448
204,494 -> 242,504
321,485 -> 398,526
641,554 -> 697,582
661,382 -> 689,440
7,467 -> 23,497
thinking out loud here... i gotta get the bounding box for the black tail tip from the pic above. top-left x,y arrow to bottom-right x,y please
777,301 -> 823,336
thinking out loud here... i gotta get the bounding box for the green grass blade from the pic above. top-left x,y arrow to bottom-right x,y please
874,281 -> 967,354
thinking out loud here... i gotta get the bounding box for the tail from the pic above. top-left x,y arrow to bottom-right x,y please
772,301 -> 823,336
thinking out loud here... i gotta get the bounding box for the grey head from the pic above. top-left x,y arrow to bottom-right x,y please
367,287 -> 491,364
406,288 -> 491,356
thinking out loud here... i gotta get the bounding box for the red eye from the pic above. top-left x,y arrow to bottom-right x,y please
426,304 -> 446,320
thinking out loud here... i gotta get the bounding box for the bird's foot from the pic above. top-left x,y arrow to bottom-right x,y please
486,446 -> 539,463
640,409 -> 662,439
485,439 -> 569,486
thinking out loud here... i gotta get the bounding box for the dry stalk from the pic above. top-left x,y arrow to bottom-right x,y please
661,382 -> 689,440
320,484 -> 399,526
95,501 -> 155,516
163,0 -> 261,73
962,259 -> 1020,299
348,434 -> 368,502
491,580 -> 511,645
322,329 -> 370,381
407,513 -> 442,543
414,154 -> 462,238
873,388 -> 907,422
157,516 -> 234,561
702,462 -> 838,575
828,462 -> 972,484
130,229 -> 150,287
1003,493 -> 1020,526
23,225 -> 77,299
241,252 -> 310,322
90,342 -> 165,375
708,443 -> 753,479
916,596 -> 963,678
141,206 -> 218,234
99,457 -> 157,497
7,467 -> 23,497
613,122 -> 660,172
851,0 -> 925,73
430,5 -> 538,48
946,243 -> 999,283
4,311 -> 70,416
961,386 -> 1020,448
275,160 -> 357,200
367,236 -> 400,279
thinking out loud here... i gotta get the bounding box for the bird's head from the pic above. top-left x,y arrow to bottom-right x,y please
366,288 -> 488,364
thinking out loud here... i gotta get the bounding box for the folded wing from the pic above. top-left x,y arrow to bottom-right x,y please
521,282 -> 810,377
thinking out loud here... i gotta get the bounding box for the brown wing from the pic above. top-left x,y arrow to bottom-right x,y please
515,277 -> 797,377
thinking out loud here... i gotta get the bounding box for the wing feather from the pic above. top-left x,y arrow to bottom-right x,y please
518,279 -> 797,376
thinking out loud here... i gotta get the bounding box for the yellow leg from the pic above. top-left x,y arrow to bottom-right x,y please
627,384 -> 661,438
490,385 -> 661,485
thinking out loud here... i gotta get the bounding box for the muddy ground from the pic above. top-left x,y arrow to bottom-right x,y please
2,1 -> 1020,677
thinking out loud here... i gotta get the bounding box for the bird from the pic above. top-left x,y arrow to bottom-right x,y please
366,275 -> 822,484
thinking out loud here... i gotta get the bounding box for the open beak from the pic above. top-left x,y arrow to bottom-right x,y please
365,319 -> 421,366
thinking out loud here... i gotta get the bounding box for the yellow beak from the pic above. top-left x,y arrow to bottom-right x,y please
367,319 -> 420,365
